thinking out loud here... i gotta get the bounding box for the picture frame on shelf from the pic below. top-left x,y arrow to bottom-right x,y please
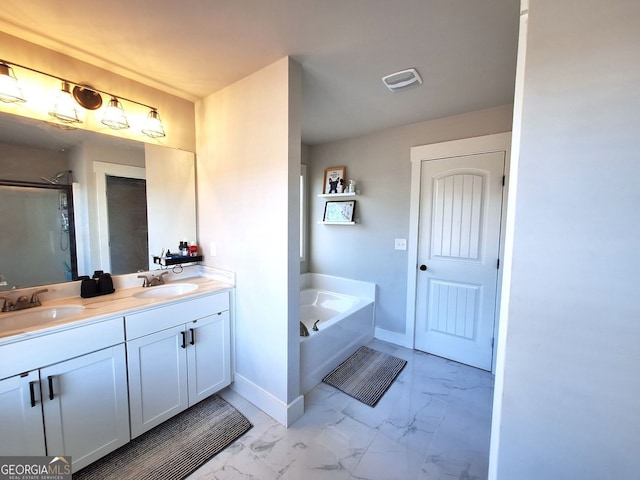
323,200 -> 356,223
323,166 -> 346,194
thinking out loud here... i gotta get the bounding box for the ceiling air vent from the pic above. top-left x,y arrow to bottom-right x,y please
381,68 -> 422,92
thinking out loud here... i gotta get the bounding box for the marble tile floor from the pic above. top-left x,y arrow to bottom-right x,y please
188,339 -> 495,480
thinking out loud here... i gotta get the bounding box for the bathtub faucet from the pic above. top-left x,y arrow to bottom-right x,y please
299,321 -> 309,337
312,320 -> 320,332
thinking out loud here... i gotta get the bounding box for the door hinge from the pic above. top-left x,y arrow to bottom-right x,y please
502,175 -> 505,186
497,258 -> 500,270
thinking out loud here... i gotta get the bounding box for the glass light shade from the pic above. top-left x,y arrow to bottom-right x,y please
101,97 -> 130,130
51,81 -> 81,123
142,109 -> 166,138
0,63 -> 26,103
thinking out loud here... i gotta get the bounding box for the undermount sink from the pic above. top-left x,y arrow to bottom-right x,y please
133,283 -> 198,299
1,305 -> 85,332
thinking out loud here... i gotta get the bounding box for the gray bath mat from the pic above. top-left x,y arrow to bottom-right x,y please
323,345 -> 407,407
73,395 -> 252,480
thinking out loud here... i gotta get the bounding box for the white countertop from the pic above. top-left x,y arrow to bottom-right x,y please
0,275 -> 233,345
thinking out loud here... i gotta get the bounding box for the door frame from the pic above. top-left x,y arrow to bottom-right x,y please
94,162 -> 146,273
406,132 -> 511,373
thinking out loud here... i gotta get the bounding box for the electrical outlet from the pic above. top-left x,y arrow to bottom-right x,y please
395,238 -> 407,251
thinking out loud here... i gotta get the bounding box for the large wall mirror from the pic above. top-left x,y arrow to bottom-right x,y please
0,112 -> 196,290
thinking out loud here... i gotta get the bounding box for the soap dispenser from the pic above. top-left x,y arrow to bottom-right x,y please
179,240 -> 189,256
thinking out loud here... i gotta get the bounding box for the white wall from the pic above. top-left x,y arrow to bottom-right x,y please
309,105 -> 513,344
196,57 -> 303,425
491,1 -> 640,478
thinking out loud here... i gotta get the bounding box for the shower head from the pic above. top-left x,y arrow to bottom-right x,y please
41,170 -> 72,184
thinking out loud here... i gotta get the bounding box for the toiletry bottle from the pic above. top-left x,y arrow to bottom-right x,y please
189,242 -> 198,256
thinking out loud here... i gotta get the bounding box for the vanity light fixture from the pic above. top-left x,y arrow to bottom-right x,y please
101,96 -> 130,130
142,109 -> 166,138
0,60 -> 167,138
0,61 -> 26,103
73,85 -> 103,110
51,81 -> 82,124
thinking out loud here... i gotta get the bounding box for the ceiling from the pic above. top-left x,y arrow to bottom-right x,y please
0,0 -> 520,145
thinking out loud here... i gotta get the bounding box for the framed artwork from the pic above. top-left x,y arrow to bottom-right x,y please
323,200 -> 356,223
323,166 -> 346,194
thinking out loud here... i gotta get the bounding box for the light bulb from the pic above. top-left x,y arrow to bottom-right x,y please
102,97 -> 129,130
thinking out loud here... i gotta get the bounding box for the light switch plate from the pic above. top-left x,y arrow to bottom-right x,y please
395,238 -> 407,250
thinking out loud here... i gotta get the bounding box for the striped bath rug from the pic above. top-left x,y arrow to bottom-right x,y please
73,395 -> 252,480
323,345 -> 407,407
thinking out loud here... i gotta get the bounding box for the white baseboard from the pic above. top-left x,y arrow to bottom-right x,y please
230,373 -> 304,427
374,327 -> 413,348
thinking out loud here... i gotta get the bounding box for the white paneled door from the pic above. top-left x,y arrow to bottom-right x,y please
414,152 -> 504,370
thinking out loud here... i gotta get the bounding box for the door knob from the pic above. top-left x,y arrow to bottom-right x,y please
419,264 -> 428,271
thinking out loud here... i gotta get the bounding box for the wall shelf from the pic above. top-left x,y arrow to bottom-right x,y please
317,192 -> 358,198
317,221 -> 357,225
153,255 -> 203,266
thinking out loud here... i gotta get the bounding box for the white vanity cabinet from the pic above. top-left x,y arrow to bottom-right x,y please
0,318 -> 130,472
125,292 -> 231,438
0,370 -> 46,455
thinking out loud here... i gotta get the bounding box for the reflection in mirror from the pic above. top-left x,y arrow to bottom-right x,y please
106,175 -> 148,274
0,181 -> 77,287
145,144 -> 197,260
92,161 -> 147,276
0,112 -> 196,291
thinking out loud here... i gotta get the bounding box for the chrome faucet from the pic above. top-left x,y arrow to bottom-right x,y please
28,289 -> 48,308
149,272 -> 169,286
300,321 -> 309,337
137,271 -> 169,288
13,296 -> 31,309
1,297 -> 13,312
1,288 -> 48,312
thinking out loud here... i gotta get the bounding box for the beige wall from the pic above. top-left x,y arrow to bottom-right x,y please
195,57 -> 303,425
309,104 -> 513,342
0,31 -> 195,152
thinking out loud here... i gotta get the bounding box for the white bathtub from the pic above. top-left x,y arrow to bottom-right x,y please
299,273 -> 376,394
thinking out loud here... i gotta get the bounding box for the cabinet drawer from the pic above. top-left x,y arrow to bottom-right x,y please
0,317 -> 125,380
125,292 -> 229,340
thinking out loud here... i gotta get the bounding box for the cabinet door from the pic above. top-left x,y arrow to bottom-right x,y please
41,345 -> 129,472
187,312 -> 231,405
0,371 -> 46,456
127,325 -> 188,438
